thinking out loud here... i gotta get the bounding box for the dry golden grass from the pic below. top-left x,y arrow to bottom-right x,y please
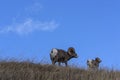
0,60 -> 120,80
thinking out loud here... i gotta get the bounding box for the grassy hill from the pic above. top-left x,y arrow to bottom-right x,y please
0,60 -> 120,80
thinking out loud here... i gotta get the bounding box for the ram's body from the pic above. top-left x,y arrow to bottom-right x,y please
50,47 -> 78,66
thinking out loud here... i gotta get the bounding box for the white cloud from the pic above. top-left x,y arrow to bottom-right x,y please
0,2 -> 59,36
0,18 -> 59,35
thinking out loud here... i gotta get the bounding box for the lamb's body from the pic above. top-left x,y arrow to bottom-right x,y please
87,57 -> 101,70
50,47 -> 78,66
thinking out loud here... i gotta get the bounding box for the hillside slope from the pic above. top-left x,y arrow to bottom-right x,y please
0,61 -> 120,80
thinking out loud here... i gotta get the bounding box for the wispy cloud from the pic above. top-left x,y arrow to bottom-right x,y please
0,2 -> 59,36
0,18 -> 59,35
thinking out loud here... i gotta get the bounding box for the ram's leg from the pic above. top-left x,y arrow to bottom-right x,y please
58,62 -> 61,66
52,60 -> 56,65
65,62 -> 68,67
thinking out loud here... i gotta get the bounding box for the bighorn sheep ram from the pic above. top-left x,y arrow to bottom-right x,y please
87,57 -> 101,69
50,47 -> 78,66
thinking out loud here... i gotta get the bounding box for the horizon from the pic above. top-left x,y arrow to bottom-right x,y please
0,0 -> 120,70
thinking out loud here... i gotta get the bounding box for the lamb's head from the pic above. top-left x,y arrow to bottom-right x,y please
87,57 -> 101,70
95,57 -> 101,63
67,47 -> 78,58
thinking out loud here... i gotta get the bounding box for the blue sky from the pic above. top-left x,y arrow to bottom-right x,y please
0,0 -> 120,69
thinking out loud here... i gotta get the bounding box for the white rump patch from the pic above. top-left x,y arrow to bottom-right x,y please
50,48 -> 58,57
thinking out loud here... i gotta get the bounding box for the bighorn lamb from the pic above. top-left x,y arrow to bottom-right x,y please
50,47 -> 78,66
87,57 -> 102,69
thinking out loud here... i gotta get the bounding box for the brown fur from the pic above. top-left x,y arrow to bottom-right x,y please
50,47 -> 78,66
